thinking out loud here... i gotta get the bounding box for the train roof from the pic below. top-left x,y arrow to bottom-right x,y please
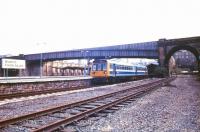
107,60 -> 147,68
93,59 -> 147,68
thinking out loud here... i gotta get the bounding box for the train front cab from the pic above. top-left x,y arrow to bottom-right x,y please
90,60 -> 110,83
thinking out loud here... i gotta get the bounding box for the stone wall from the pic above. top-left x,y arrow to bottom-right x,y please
0,79 -> 91,95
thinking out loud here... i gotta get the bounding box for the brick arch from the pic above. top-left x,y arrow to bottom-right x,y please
164,45 -> 200,71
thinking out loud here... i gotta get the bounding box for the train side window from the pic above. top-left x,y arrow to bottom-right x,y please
133,66 -> 136,71
118,65 -> 120,70
116,65 -> 119,70
130,67 -> 133,70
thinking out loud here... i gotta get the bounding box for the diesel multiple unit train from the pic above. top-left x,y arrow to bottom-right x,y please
90,59 -> 148,83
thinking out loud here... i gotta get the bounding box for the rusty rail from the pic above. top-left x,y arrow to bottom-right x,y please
0,77 -> 174,131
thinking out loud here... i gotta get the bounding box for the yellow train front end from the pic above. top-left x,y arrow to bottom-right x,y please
90,60 -> 110,83
90,70 -> 108,78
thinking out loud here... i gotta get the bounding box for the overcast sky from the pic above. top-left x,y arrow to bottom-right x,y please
0,0 -> 200,55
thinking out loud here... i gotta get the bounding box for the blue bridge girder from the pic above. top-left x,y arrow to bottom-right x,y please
25,49 -> 158,61
24,41 -> 158,61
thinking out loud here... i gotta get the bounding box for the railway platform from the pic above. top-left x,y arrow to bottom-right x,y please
0,76 -> 92,98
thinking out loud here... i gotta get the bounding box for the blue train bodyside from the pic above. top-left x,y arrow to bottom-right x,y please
90,59 -> 148,83
108,61 -> 147,77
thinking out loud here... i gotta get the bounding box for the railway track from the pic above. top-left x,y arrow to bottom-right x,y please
0,77 -> 174,132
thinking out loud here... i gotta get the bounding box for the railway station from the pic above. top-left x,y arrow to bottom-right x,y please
0,36 -> 199,131
0,0 -> 200,131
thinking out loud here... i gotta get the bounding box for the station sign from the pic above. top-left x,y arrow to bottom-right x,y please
2,59 -> 26,69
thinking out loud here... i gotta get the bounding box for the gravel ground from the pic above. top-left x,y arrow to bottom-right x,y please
0,78 -> 159,120
77,75 -> 200,132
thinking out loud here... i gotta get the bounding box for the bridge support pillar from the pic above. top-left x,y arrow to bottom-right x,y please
198,59 -> 200,74
158,46 -> 165,67
158,39 -> 167,67
158,39 -> 170,76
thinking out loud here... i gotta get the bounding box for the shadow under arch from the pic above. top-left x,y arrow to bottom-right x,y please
164,45 -> 200,71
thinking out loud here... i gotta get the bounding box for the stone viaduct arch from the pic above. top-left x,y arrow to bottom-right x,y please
158,37 -> 200,73
164,45 -> 199,67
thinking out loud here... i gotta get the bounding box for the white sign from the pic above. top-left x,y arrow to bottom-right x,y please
2,59 -> 26,69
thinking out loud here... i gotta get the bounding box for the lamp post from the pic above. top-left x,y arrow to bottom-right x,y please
40,52 -> 43,78
37,42 -> 46,78
81,50 -> 89,76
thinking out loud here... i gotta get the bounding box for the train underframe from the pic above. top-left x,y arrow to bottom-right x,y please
92,75 -> 148,85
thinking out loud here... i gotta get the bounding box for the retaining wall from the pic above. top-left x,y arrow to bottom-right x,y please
0,79 -> 91,95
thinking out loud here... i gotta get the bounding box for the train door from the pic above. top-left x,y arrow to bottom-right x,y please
135,66 -> 138,75
113,64 -> 116,77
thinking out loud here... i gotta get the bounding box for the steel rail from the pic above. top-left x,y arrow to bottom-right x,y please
33,78 -> 172,132
0,78 -> 174,130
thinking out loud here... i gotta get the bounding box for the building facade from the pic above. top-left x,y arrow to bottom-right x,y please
173,50 -> 198,70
